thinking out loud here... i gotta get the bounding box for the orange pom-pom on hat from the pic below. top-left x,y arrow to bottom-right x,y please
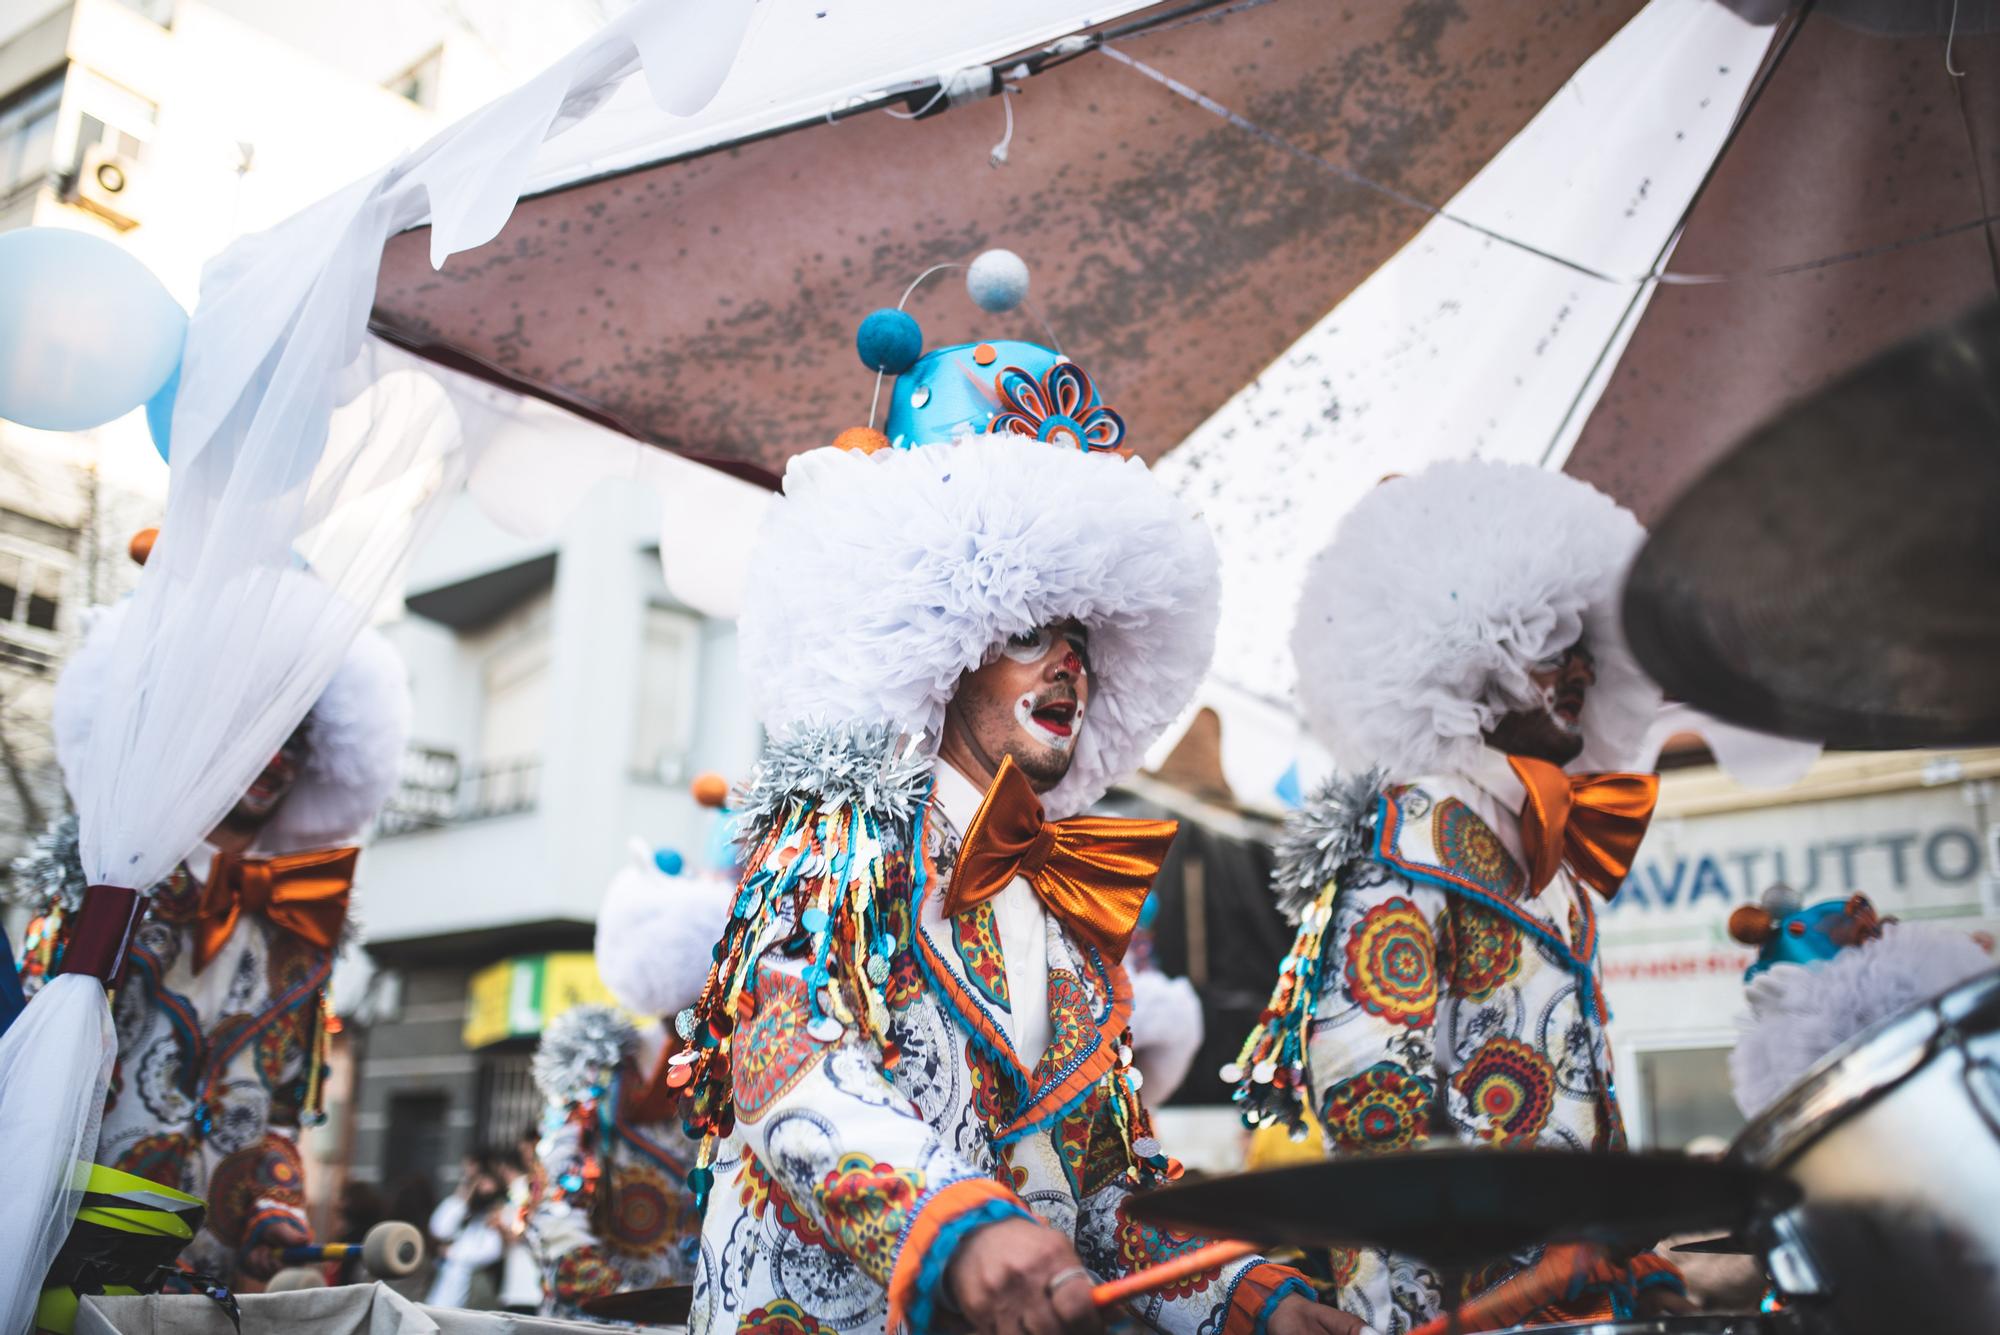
832,427 -> 889,455
128,528 -> 159,566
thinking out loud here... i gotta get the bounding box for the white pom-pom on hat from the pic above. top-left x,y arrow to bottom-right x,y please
967,248 -> 1030,313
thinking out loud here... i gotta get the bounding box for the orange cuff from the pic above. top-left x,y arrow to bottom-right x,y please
886,1178 -> 1032,1335
1224,1261 -> 1316,1335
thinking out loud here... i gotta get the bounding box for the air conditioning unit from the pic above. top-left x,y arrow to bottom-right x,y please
68,142 -> 145,229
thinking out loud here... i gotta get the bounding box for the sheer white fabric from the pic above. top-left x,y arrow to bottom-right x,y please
0,2 -> 754,1324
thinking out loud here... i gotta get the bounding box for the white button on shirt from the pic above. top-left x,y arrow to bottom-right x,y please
929,763 -> 1053,1068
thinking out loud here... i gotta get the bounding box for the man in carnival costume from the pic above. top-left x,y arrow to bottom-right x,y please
668,287 -> 1356,1335
13,535 -> 410,1288
524,848 -> 733,1317
1232,461 -> 1688,1332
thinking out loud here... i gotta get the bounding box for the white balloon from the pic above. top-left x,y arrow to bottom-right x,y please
0,227 -> 185,432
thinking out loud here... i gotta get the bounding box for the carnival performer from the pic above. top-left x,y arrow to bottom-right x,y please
525,847 -> 731,1317
13,539 -> 409,1289
1231,461 -> 1688,1332
668,293 -> 1354,1335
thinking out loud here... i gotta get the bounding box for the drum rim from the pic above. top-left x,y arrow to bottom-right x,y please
1496,1317 -> 1771,1333
1730,964 -> 2000,1167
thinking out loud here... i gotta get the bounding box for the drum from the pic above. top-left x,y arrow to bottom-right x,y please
1730,964 -> 2000,1335
1498,1320 -> 1777,1335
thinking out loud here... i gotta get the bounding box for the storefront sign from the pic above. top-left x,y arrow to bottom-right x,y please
463,951 -> 617,1049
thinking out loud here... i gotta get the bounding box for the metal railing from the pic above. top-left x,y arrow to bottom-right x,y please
375,747 -> 541,838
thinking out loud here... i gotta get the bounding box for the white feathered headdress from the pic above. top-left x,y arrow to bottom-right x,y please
1291,459 -> 1659,779
53,593 -> 411,854
736,434 -> 1219,819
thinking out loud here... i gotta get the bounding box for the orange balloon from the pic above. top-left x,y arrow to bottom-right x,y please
832,427 -> 889,454
128,527 -> 158,566
690,771 -> 731,808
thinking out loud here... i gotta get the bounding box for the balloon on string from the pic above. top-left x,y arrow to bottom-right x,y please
0,227 -> 186,432
144,362 -> 178,461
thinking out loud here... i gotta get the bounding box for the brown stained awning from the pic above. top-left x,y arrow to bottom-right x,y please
1565,12 -> 2000,522
371,0 -> 1645,479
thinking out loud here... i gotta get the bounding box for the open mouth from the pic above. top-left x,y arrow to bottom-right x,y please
1031,699 -> 1078,737
1552,695 -> 1585,726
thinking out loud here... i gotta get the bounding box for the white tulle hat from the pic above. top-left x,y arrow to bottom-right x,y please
53,590 -> 411,854
736,347 -> 1219,820
1291,459 -> 1661,779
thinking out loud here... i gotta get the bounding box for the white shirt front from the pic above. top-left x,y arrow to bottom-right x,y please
929,763 -> 1053,1067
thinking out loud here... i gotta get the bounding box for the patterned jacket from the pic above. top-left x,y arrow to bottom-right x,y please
528,1010 -> 704,1319
21,846 -> 343,1286
1239,751 -> 1679,1332
684,743 -> 1309,1335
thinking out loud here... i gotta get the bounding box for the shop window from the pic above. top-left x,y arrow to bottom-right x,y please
475,1048 -> 539,1152
1634,1045 -> 1744,1150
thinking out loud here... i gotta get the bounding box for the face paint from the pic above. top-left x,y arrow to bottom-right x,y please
1016,692 -> 1082,751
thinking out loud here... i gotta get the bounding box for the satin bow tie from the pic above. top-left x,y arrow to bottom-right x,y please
1507,755 -> 1659,899
195,846 -> 358,972
943,756 -> 1178,964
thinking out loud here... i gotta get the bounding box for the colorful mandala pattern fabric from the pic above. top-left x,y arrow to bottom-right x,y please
32,860 -> 346,1285
689,782 -> 1294,1335
953,900 -> 1010,1010
1319,1063 -> 1433,1154
740,1299 -> 834,1335
1443,899 -> 1524,1002
1300,775 -> 1653,1334
1431,797 -> 1525,898
1343,897 -> 1437,1029
1114,1206 -> 1214,1301
733,967 -> 824,1121
812,1154 -> 927,1285
1452,1037 -> 1557,1142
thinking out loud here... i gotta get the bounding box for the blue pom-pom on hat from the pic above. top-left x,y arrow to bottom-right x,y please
856,308 -> 924,374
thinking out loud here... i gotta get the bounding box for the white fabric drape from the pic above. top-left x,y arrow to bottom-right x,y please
0,3 -> 755,1326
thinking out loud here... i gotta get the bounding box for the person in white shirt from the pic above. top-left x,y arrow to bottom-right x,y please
426,1157 -> 507,1308
669,320 -> 1357,1335
1235,460 -> 1692,1333
19,546 -> 410,1289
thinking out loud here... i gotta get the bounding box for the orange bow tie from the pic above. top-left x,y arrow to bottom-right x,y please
943,756 -> 1178,964
1508,756 -> 1659,899
195,846 -> 358,972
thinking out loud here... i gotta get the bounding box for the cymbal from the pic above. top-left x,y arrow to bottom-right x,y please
578,1284 -> 693,1325
1620,297 -> 2000,749
1127,1150 -> 1794,1269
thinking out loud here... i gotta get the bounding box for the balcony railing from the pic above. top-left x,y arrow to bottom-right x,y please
376,746 -> 540,838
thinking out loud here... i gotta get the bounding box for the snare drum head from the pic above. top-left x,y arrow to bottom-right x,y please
1499,1319 -> 1776,1334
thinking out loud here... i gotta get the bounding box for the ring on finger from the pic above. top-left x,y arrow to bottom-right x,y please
1043,1265 -> 1092,1298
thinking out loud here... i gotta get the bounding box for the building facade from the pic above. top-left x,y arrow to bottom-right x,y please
339,482 -> 760,1202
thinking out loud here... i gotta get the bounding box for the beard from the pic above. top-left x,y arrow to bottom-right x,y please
950,685 -> 1081,793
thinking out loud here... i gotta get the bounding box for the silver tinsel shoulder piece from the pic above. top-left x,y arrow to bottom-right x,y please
533,1003 -> 638,1106
734,721 -> 934,849
6,814 -> 86,914
1270,771 -> 1384,922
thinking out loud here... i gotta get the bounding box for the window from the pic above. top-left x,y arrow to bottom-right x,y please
632,605 -> 700,781
0,529 -> 72,670
1633,1046 -> 1744,1150
0,73 -> 63,196
475,1049 -> 539,1152
480,632 -> 548,765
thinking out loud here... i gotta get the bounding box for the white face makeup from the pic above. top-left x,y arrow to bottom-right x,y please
1000,624 -> 1089,752
1016,691 -> 1082,750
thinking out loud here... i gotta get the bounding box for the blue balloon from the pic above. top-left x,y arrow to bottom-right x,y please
144,361 -> 178,461
652,847 -> 685,876
0,227 -> 185,432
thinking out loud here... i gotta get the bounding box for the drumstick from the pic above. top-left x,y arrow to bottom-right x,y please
1091,1240 -> 1259,1307
1407,1243 -> 1595,1335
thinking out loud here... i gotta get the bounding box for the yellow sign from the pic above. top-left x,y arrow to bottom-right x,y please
462,952 -> 618,1049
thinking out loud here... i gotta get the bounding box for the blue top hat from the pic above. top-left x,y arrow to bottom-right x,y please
882,339 -> 1126,452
